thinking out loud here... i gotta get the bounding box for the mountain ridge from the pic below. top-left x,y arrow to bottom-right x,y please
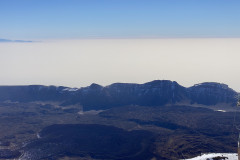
0,80 -> 237,110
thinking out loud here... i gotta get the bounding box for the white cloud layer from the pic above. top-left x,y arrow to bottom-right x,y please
0,38 -> 240,91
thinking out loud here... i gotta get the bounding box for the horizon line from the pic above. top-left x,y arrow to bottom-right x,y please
1,36 -> 240,42
0,79 -> 233,89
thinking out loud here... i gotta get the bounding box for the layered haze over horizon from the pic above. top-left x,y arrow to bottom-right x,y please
1,38 -> 240,91
1,0 -> 240,91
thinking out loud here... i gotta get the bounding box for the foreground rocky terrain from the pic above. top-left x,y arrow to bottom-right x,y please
184,153 -> 238,160
0,80 -> 239,160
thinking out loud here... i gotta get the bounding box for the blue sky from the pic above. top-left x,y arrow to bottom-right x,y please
1,0 -> 240,40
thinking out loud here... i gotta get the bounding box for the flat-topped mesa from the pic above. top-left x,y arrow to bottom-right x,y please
143,80 -> 178,86
192,82 -> 231,90
188,82 -> 238,106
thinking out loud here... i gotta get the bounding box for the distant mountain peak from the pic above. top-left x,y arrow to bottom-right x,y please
89,83 -> 103,89
0,38 -> 33,43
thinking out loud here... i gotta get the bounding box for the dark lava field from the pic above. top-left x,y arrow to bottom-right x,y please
0,103 -> 240,160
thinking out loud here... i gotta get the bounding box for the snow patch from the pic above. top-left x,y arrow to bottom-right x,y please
37,133 -> 41,139
215,109 -> 227,112
182,153 -> 238,160
216,110 -> 226,112
62,87 -> 79,92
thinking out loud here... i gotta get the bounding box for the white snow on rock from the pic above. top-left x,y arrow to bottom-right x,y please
182,153 -> 238,160
36,133 -> 41,139
62,87 -> 79,92
216,110 -> 227,112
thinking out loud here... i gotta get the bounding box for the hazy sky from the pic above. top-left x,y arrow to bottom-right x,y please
0,1 -> 240,90
1,38 -> 240,91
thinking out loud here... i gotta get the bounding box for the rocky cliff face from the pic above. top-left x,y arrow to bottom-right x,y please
0,80 -> 238,110
0,85 -> 64,102
188,82 -> 237,106
74,80 -> 187,109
